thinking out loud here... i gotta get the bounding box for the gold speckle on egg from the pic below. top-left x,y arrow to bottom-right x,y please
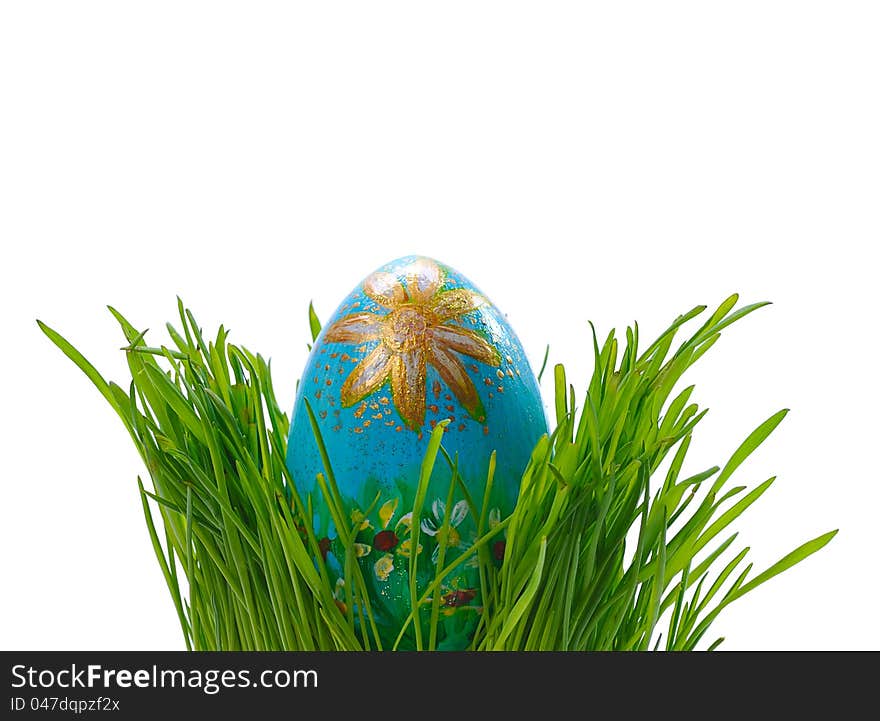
341,353 -> 350,362
488,392 -> 494,399
483,425 -> 489,435
372,413 -> 383,420
506,355 -> 514,364
354,427 -> 363,434
324,364 -> 330,371
469,363 -> 479,373
432,381 -> 441,399
330,352 -> 338,359
363,420 -> 371,428
445,394 -> 452,401
429,419 -> 437,429
315,390 -> 322,400
369,402 -> 379,410
507,369 -> 514,378
496,369 -> 505,380
497,385 -> 504,393
429,404 -> 438,414
379,396 -> 389,405
319,410 -> 327,419
396,426 -> 403,432
458,423 -> 466,432
385,420 -> 395,426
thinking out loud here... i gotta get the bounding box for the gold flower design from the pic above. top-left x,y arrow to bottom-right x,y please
324,258 -> 500,429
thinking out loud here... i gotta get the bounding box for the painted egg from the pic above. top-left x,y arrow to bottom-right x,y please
286,255 -> 547,649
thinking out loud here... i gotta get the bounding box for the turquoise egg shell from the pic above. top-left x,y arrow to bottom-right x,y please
285,255 -> 547,647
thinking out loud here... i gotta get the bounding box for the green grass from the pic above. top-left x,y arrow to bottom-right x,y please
38,294 -> 836,650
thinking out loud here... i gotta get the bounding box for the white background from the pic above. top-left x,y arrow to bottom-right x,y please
2,2 -> 877,650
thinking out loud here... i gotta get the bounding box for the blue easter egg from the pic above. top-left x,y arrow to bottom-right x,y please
286,255 -> 547,648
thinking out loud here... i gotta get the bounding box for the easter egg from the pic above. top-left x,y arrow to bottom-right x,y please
286,255 -> 547,649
